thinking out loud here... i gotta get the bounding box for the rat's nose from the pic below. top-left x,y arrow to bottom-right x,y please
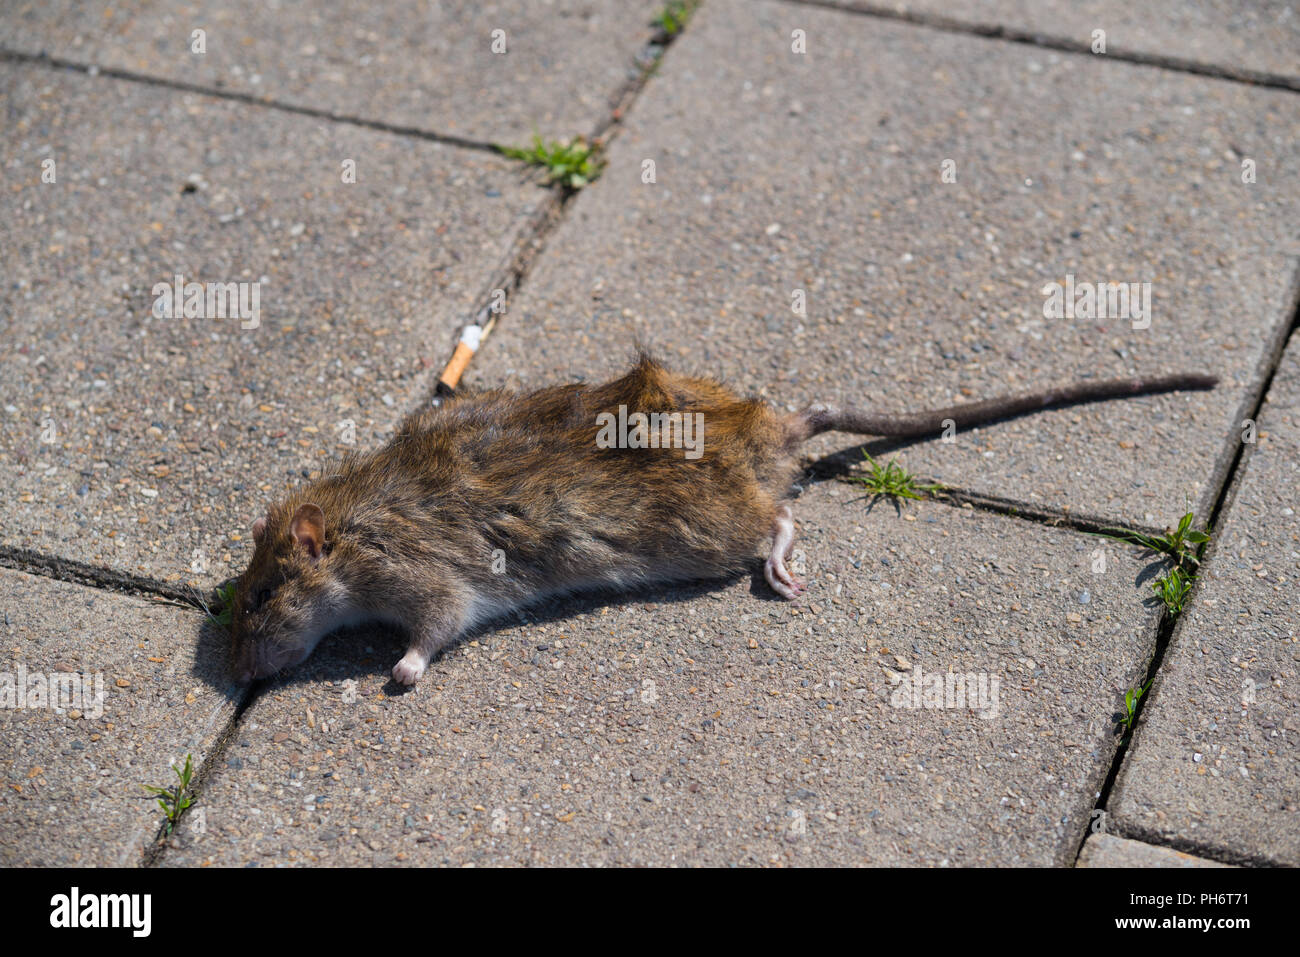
232,647 -> 257,684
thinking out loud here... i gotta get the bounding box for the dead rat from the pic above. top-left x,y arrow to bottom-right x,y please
229,355 -> 1215,685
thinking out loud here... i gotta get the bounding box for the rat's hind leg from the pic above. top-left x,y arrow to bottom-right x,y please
764,503 -> 805,599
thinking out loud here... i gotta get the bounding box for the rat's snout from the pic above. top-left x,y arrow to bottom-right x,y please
233,637 -> 313,683
231,639 -> 258,684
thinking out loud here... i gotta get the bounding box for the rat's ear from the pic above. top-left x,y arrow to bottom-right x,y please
289,503 -> 326,560
251,516 -> 267,543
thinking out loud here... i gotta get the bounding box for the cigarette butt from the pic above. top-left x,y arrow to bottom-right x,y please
435,323 -> 487,397
438,342 -> 475,392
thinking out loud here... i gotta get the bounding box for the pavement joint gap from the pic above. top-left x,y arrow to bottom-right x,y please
422,15 -> 699,407
924,485 -> 1155,538
808,458 -> 1183,540
778,0 -> 1300,93
1072,266 -> 1300,866
0,544 -> 208,611
1107,822 -> 1282,868
0,12 -> 691,168
145,684 -> 255,867
0,48 -> 509,156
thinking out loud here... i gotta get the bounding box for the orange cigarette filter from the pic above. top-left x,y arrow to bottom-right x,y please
436,321 -> 489,395
437,341 -> 476,392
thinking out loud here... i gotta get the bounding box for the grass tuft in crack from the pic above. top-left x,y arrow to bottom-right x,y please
1094,510 -> 1209,615
204,580 -> 237,629
498,134 -> 601,190
1150,565 -> 1195,614
851,453 -> 942,503
1096,510 -> 1208,568
1119,676 -> 1153,740
652,0 -> 699,37
142,753 -> 195,835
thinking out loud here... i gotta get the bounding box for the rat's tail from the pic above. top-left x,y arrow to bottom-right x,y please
797,373 -> 1218,441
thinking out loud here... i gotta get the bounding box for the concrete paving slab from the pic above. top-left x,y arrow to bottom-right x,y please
0,61 -> 544,590
164,488 -> 1162,866
1110,331 -> 1300,867
473,0 -> 1300,531
1077,832 -> 1231,867
811,1 -> 1300,86
0,0 -> 661,144
0,567 -> 235,866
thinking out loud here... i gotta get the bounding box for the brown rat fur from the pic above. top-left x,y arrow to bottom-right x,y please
229,354 -> 1215,685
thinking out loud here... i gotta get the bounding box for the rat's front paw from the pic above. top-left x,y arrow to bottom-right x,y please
392,650 -> 429,685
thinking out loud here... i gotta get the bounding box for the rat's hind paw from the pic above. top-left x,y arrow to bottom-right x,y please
764,503 -> 805,600
765,554 -> 806,599
392,650 -> 429,685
